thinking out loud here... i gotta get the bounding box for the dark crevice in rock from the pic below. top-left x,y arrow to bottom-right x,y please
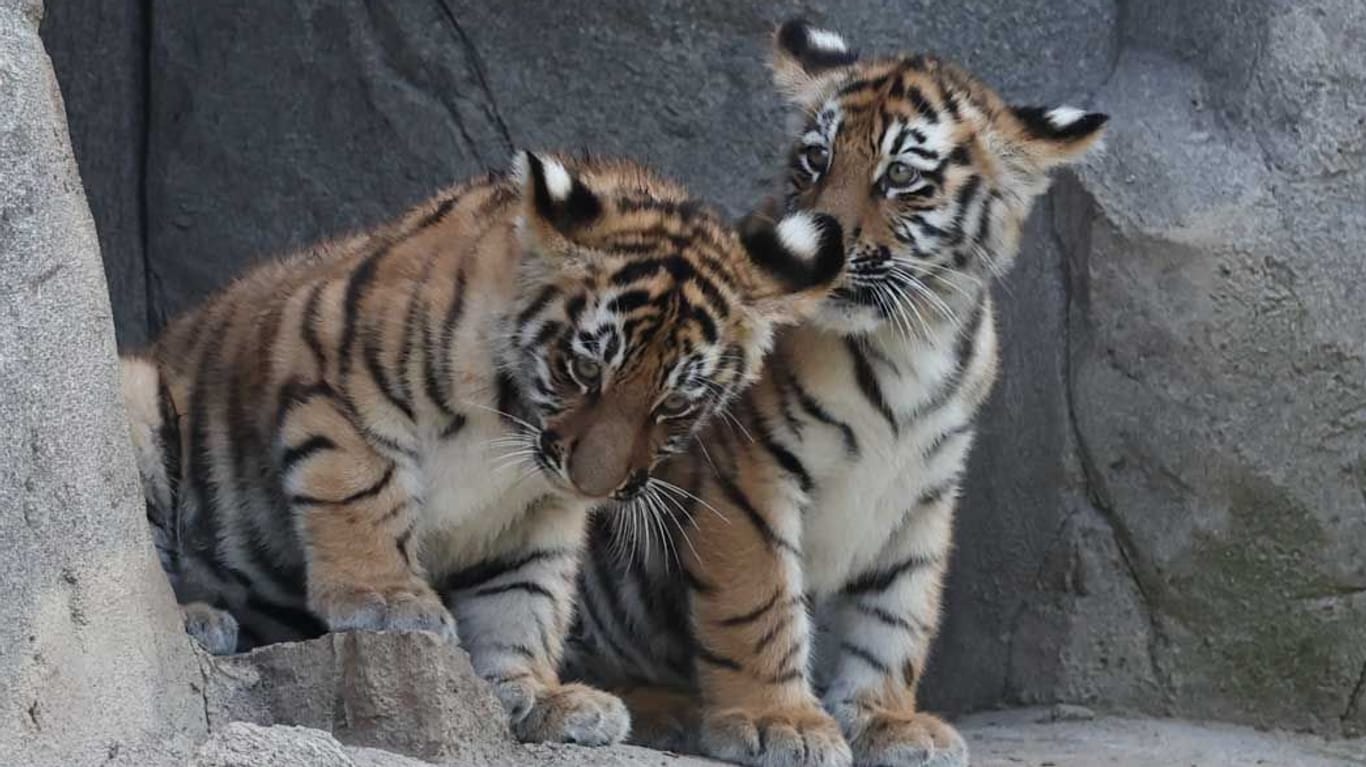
356,3 -> 488,168
1342,658 -> 1366,727
1051,175 -> 1170,703
433,0 -> 514,154
139,0 -> 160,338
195,651 -> 214,732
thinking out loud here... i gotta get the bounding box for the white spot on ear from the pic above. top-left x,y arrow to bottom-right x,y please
805,28 -> 848,53
541,158 -> 573,201
509,150 -> 530,187
776,211 -> 822,261
1046,106 -> 1087,129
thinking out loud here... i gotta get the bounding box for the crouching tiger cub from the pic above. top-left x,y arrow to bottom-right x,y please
118,151 -> 844,745
565,20 -> 1108,767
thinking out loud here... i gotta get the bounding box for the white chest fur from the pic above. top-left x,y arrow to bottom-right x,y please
775,318 -> 986,597
410,410 -> 570,579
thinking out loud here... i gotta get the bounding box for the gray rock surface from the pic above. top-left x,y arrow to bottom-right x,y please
33,0 -> 1366,741
191,723 -> 426,767
199,634 -> 723,766
203,631 -> 517,765
962,708 -> 1366,767
0,2 -> 206,765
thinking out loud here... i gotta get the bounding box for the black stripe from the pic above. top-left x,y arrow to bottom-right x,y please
516,285 -> 559,328
440,414 -> 467,440
687,304 -> 719,344
846,339 -> 899,435
855,603 -> 921,634
904,299 -> 986,424
609,289 -> 653,314
279,435 -> 337,474
753,611 -> 795,653
906,86 -> 939,124
378,500 -> 408,524
363,333 -> 415,422
427,266 -> 467,417
947,175 -> 983,247
713,473 -> 800,555
717,589 -> 783,627
300,281 -> 327,369
840,641 -> 890,675
338,243 -> 389,378
576,575 -> 642,669
757,426 -> 812,492
439,549 -> 575,593
696,645 -> 743,671
916,481 -> 955,507
416,192 -> 461,230
766,640 -> 805,684
922,422 -> 972,460
395,277 -> 427,411
843,552 -> 942,595
290,464 -> 395,507
784,370 -> 859,458
471,581 -> 557,601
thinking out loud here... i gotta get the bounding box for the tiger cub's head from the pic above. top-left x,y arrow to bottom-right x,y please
770,18 -> 1108,334
502,152 -> 844,501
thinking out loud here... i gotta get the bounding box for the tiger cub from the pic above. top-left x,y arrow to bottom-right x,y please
566,21 -> 1108,767
118,151 -> 845,746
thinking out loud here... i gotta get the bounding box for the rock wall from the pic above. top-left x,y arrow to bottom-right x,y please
36,0 -> 1366,737
0,1 -> 206,764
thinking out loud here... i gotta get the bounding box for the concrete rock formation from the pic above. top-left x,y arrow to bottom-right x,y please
13,0 -> 1366,757
0,1 -> 206,764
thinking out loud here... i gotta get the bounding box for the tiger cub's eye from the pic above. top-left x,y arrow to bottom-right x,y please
656,393 -> 694,418
884,161 -> 919,187
802,144 -> 830,174
571,356 -> 602,386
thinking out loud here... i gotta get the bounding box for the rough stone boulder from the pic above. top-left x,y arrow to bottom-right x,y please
202,631 -> 516,765
0,1 -> 207,764
198,631 -> 723,766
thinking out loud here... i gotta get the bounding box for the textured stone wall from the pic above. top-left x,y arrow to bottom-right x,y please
1,1 -> 206,763
39,0 -> 1366,736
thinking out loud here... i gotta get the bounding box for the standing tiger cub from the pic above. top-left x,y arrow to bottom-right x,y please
118,151 -> 845,746
566,20 -> 1108,767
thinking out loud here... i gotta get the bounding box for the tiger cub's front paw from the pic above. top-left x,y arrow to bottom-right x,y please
182,601 -> 239,655
503,681 -> 629,746
312,579 -> 457,642
830,703 -> 966,767
700,703 -> 852,767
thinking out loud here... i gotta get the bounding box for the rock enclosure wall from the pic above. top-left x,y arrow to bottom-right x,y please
33,0 -> 1366,738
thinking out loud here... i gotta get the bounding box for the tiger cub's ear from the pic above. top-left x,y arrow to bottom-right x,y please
738,209 -> 845,324
511,150 -> 603,244
1005,106 -> 1110,170
771,18 -> 859,109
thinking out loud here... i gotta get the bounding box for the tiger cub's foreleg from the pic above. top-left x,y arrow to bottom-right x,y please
281,386 -> 454,639
444,501 -> 628,746
686,478 -> 850,767
821,498 -> 966,767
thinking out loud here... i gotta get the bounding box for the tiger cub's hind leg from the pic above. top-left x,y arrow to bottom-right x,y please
281,386 -> 454,640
